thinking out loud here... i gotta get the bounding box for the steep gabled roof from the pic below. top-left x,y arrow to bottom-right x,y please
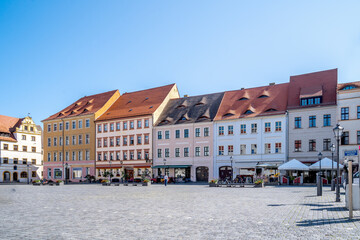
43,90 -> 119,121
338,81 -> 360,91
155,92 -> 224,126
287,69 -> 337,110
97,84 -> 176,121
214,83 -> 289,121
0,115 -> 22,142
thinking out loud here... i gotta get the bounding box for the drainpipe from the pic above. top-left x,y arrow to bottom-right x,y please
285,111 -> 289,162
62,119 -> 65,182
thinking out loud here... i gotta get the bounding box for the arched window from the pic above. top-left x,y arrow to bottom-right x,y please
20,172 -> 28,178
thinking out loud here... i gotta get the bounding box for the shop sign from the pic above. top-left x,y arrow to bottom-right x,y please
344,150 -> 358,156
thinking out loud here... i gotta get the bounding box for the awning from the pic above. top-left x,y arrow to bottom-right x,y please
152,165 -> 192,169
278,159 -> 309,171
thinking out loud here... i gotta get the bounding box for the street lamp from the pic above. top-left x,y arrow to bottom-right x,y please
230,156 -> 233,181
109,159 -> 112,183
65,163 -> 68,184
163,158 -> 166,176
333,123 -> 344,202
27,164 -> 30,184
317,152 -> 323,196
331,144 -> 336,191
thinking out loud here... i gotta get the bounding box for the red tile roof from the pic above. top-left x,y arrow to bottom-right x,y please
338,81 -> 360,91
97,84 -> 176,121
287,69 -> 337,110
43,90 -> 118,121
214,83 -> 289,121
0,115 -> 22,142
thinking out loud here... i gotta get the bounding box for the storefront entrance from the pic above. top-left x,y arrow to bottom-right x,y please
125,169 -> 134,180
219,166 -> 232,180
3,172 -> 10,182
196,167 -> 209,182
13,172 -> 18,182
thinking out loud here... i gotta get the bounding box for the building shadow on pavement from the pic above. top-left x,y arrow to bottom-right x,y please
296,217 -> 360,227
310,206 -> 347,212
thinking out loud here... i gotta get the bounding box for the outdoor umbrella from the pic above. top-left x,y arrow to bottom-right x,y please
278,159 -> 309,171
309,157 -> 344,170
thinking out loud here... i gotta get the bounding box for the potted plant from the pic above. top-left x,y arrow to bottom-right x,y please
254,179 -> 263,188
33,180 -> 41,186
55,180 -> 64,186
101,179 -> 110,186
142,179 -> 151,186
209,179 -> 218,187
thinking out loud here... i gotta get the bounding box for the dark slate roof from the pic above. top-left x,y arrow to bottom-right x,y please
155,92 -> 224,126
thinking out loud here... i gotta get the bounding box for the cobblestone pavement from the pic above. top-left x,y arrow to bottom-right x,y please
0,184 -> 359,240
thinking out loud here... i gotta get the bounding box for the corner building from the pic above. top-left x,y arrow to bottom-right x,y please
95,84 -> 179,181
0,115 -> 42,182
153,92 -> 224,182
42,90 -> 120,182
213,83 -> 289,182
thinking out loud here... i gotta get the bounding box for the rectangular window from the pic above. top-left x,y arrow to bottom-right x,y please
265,143 -> 271,154
195,128 -> 200,137
14,158 -> 18,164
251,123 -> 257,133
47,138 -> 51,147
218,146 -> 224,155
78,120 -> 83,129
251,144 -> 257,154
130,136 -> 134,145
116,122 -> 120,131
66,152 -> 69,161
165,130 -> 170,139
165,148 -> 170,158
110,123 -> 114,131
145,119 -> 149,128
123,136 -> 128,146
323,139 -> 331,151
204,127 -> 209,137
85,119 -> 90,128
31,159 -> 36,165
47,124 -> 51,132
73,168 -> 82,179
48,168 -> 52,178
275,143 -> 281,153
22,135 -> 26,140
72,151 -> 76,161
137,150 -> 142,159
104,124 -> 108,132
53,137 -> 57,146
98,139 -> 102,148
22,158 -> 27,164
144,135 -> 149,144
23,146 -> 27,152
13,145 -> 18,151
85,150 -> 90,160
309,116 -> 316,128
219,126 -> 224,136
31,136 -> 36,141
78,135 -> 82,145
184,129 -> 189,138
228,145 -> 234,155
157,149 -> 162,158
123,151 -> 127,160
341,107 -> 349,120
103,138 -> 108,147
228,125 -> 234,135
72,121 -> 76,129
240,144 -> 246,155
59,123 -> 63,131
265,122 -> 271,132
59,136 -> 63,146
323,114 -> 331,127
110,152 -> 114,160
130,121 -> 134,129
175,130 -> 180,138
341,131 -> 349,145
309,140 -> 316,151
32,147 -> 36,153
357,106 -> 360,119
295,140 -> 301,152
65,122 -> 69,130
72,136 -> 76,145
137,120 -> 142,129
204,146 -> 209,156
123,122 -> 128,130
275,121 -> 281,131
3,144 -> 8,150
3,157 -> 9,164
98,125 -> 102,133
116,152 -> 120,160
137,135 -> 142,145
195,147 -> 200,156
110,138 -> 114,147
85,134 -> 90,144
116,137 -> 120,146
97,152 -> 101,161
184,147 -> 189,157
175,148 -> 180,157
53,152 -> 57,162
53,123 -> 57,132
295,117 -> 301,129
158,131 -> 162,140
66,136 -> 69,146
240,124 -> 246,134
357,131 -> 360,144
78,151 -> 82,161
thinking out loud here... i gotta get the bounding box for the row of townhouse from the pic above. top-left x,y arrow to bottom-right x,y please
40,68 -> 360,183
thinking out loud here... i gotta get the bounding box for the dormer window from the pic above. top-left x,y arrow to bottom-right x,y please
176,105 -> 186,109
195,102 -> 204,106
265,108 -> 277,112
258,95 -> 268,98
300,97 -> 322,106
223,113 -> 234,117
244,110 -> 254,114
238,97 -> 248,101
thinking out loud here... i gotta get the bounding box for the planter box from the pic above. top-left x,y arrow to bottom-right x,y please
49,183 -> 54,186
33,182 -> 41,186
254,183 -> 263,188
142,182 -> 151,186
209,183 -> 217,187
102,183 -> 110,186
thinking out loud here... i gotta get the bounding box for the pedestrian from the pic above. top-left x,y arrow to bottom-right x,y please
164,174 -> 168,186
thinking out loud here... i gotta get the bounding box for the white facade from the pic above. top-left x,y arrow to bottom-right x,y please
337,86 -> 360,166
213,114 -> 287,179
0,117 -> 42,182
288,105 -> 337,163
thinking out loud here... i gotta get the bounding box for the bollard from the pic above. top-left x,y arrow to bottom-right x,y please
317,173 -> 322,196
348,160 -> 353,219
331,179 -> 335,191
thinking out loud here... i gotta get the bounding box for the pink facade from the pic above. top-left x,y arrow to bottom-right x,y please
153,122 -> 214,182
43,161 -> 95,182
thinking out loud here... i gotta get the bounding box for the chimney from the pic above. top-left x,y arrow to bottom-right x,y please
269,82 -> 275,86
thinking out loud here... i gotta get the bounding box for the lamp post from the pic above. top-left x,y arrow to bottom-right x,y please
163,158 -> 166,177
65,163 -> 68,184
317,152 -> 323,196
109,159 -> 112,183
331,143 -> 336,191
333,123 -> 344,202
120,160 -> 123,182
27,164 -> 30,184
230,156 -> 233,181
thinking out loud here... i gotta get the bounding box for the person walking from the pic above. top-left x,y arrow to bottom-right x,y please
164,174 -> 168,186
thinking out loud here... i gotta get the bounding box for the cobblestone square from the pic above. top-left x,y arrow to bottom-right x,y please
0,184 -> 359,239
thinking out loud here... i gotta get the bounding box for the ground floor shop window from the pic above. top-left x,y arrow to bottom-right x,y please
20,172 -> 27,178
54,169 -> 62,179
32,171 -> 36,177
73,168 -> 82,179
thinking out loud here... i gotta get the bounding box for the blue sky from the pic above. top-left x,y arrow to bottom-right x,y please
1,1 -> 360,124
